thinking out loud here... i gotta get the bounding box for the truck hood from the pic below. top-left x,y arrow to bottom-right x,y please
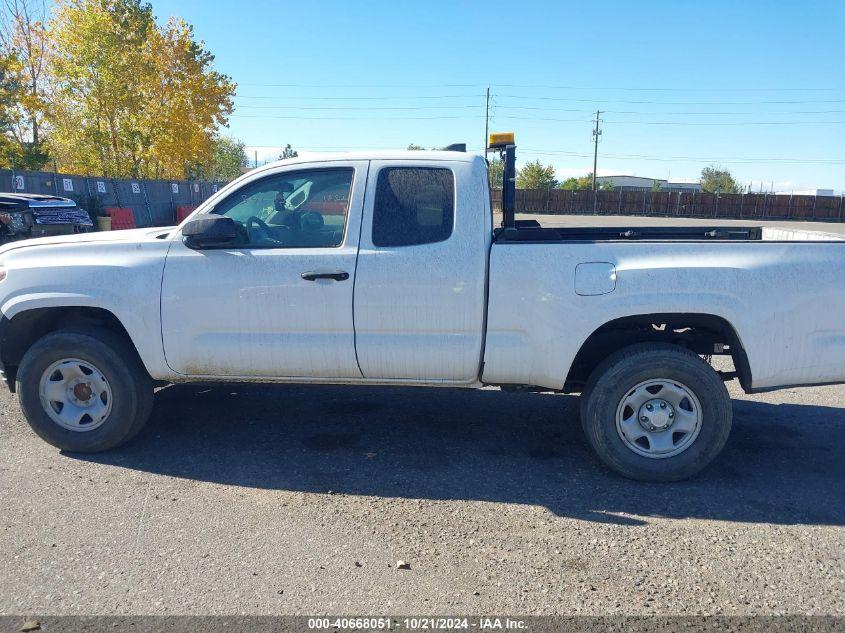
0,227 -> 175,256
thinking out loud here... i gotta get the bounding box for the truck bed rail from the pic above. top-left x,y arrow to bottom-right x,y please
494,224 -> 764,242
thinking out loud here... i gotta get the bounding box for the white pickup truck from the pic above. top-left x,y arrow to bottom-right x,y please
1,138 -> 844,481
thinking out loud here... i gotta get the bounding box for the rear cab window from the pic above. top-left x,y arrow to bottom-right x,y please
372,167 -> 454,247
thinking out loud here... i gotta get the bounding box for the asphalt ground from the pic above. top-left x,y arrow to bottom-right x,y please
1,215 -> 844,617
0,372 -> 843,616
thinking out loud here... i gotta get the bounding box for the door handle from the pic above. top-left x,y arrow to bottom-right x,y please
301,270 -> 350,282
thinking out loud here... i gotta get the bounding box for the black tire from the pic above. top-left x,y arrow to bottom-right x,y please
16,327 -> 154,452
580,343 -> 732,482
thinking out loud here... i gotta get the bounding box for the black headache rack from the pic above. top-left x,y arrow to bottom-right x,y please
486,133 -> 763,242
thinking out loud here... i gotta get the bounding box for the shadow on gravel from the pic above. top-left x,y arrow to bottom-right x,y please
71,383 -> 845,526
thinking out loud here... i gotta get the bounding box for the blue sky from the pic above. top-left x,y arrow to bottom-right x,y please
154,0 -> 845,192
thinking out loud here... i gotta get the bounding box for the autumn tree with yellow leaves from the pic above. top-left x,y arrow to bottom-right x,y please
0,0 -> 51,169
46,0 -> 235,179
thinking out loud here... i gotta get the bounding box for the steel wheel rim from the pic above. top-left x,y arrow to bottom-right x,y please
615,378 -> 703,459
39,358 -> 113,432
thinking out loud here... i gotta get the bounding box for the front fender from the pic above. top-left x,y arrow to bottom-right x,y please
0,238 -> 174,380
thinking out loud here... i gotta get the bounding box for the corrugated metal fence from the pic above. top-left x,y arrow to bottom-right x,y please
0,169 -> 227,227
492,189 -> 845,222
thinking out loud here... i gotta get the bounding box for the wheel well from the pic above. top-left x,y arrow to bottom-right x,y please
0,307 -> 140,391
565,313 -> 752,393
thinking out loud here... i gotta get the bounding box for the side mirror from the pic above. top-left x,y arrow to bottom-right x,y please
182,215 -> 238,249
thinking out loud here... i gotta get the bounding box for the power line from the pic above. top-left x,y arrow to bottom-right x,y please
235,93 -> 487,101
493,105 -> 845,115
237,81 -> 844,92
230,114 -> 486,120
491,84 -> 845,92
240,111 -> 841,124
241,144 -> 844,165
234,104 -> 484,111
496,115 -> 845,125
496,94 -> 845,105
232,102 -> 845,116
602,120 -> 845,126
238,82 -> 490,88
525,150 -> 845,164
234,92 -> 845,106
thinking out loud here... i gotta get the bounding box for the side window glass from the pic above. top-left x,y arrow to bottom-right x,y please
211,168 -> 353,248
372,167 -> 454,247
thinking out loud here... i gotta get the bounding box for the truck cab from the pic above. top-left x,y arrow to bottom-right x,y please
161,152 -> 490,383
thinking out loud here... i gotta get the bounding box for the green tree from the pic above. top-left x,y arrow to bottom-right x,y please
559,174 -> 592,190
487,157 -> 503,189
279,143 -> 298,160
211,135 -> 247,179
700,165 -> 742,194
188,134 -> 247,180
559,173 -> 613,191
516,160 -> 557,189
406,143 -> 424,151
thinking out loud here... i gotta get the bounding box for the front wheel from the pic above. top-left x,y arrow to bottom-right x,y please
580,343 -> 732,482
16,328 -> 154,452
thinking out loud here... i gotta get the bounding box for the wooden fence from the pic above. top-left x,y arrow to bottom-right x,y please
492,189 -> 845,222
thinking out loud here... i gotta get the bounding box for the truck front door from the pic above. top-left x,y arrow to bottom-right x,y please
160,161 -> 367,378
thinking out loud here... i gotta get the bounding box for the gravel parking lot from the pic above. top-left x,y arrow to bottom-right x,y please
1,372 -> 843,616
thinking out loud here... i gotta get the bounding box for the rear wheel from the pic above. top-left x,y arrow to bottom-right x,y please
580,343 -> 732,482
16,328 -> 153,452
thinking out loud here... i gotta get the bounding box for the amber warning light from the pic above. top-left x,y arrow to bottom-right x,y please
488,132 -> 515,149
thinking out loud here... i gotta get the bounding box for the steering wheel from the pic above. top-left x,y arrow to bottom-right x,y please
246,215 -> 277,245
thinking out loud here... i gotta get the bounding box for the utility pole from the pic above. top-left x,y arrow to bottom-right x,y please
484,87 -> 490,160
592,110 -> 602,191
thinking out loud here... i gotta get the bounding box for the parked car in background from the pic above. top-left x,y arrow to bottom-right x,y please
0,194 -> 93,242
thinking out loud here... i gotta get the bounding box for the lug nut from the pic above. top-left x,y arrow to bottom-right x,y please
660,402 -> 667,409
646,404 -> 653,411
640,416 -> 648,422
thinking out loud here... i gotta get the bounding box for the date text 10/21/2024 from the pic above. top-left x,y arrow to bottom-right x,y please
307,617 -> 528,630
